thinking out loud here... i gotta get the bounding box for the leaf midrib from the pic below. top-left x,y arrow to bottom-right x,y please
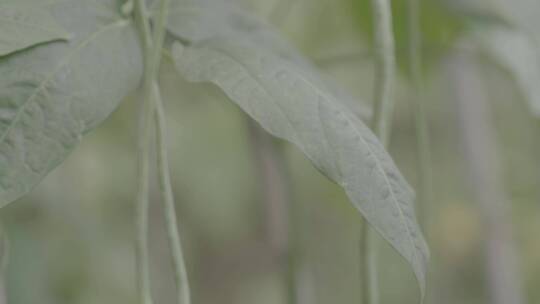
0,19 -> 129,147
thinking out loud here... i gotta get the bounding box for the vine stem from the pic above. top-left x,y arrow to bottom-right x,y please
370,0 -> 396,147
362,0 -> 396,304
133,0 -> 190,304
360,227 -> 378,304
153,83 -> 191,304
408,0 -> 432,229
133,1 -> 154,302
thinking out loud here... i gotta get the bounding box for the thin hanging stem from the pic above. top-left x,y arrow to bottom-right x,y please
360,227 -> 378,304
133,0 -> 176,304
134,0 -> 152,52
361,0 -> 397,304
134,27 -> 155,304
133,1 -> 154,303
149,1 -> 192,302
408,0 -> 432,228
148,0 -> 170,75
370,0 -> 396,147
153,83 -> 191,304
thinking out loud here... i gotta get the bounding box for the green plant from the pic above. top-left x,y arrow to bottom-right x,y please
0,0 -> 429,303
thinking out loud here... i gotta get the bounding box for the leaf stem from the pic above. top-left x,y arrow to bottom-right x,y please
362,0 -> 397,303
133,0 -> 179,304
360,226 -> 378,304
370,0 -> 396,147
153,83 -> 192,304
133,0 -> 155,297
134,0 -> 152,53
408,0 -> 432,228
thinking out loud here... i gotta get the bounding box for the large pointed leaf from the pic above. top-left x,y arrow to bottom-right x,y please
0,3 -> 70,57
0,0 -> 143,207
172,35 -> 429,296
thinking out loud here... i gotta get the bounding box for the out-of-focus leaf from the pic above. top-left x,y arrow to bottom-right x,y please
492,0 -> 540,39
0,4 -> 70,57
172,35 -> 429,297
354,0 -> 465,71
425,1 -> 540,117
475,26 -> 540,116
453,0 -> 540,116
489,0 -> 540,116
0,0 -> 143,207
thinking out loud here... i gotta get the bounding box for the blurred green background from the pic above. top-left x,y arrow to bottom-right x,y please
2,0 -> 540,303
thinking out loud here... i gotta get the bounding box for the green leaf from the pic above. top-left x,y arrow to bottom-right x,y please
0,0 -> 143,207
0,3 -> 70,57
171,35 -> 429,297
163,0 -> 372,121
164,0 -> 263,43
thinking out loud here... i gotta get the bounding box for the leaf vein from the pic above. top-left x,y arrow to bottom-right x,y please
0,19 -> 129,147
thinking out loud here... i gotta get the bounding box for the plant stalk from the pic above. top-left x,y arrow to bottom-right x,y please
133,1 -> 154,303
362,0 -> 397,303
153,83 -> 191,304
370,0 -> 396,147
133,0 -> 174,303
407,0 -> 432,228
134,40 -> 155,304
149,1 -> 192,302
360,226 -> 378,304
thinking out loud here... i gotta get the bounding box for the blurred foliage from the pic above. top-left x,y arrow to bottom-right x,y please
1,0 -> 539,304
351,0 -> 465,71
